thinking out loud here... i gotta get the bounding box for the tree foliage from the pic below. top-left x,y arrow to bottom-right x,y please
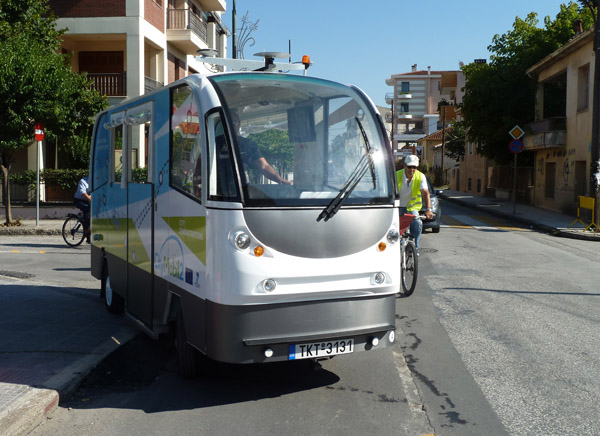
461,2 -> 594,165
445,120 -> 467,161
0,0 -> 107,223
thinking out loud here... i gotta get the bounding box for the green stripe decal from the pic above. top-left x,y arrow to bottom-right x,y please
163,216 -> 207,265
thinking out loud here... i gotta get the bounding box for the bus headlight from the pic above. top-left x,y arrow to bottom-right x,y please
387,229 -> 399,244
374,272 -> 386,284
234,232 -> 251,250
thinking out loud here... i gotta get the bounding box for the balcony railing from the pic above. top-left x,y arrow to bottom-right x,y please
167,8 -> 208,43
524,117 -> 566,150
145,76 -> 163,93
88,72 -> 125,96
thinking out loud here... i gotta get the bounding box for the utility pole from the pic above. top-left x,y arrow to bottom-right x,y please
590,1 -> 600,226
441,105 -> 446,186
232,0 -> 237,59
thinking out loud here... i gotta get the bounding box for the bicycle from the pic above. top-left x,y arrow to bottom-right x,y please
399,214 -> 419,296
62,211 -> 87,247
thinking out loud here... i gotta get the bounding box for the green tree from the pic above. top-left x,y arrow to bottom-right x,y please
0,0 -> 107,224
461,2 -> 594,165
445,120 -> 467,161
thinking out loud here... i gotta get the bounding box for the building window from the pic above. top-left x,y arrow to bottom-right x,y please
401,82 -> 410,93
468,142 -> 473,155
477,179 -> 482,193
468,178 -> 472,191
400,103 -> 409,113
577,64 -> 589,112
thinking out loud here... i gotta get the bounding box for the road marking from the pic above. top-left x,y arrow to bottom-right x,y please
440,215 -> 472,228
1,250 -> 49,254
441,214 -> 531,232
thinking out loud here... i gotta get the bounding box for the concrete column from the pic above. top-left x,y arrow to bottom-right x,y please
126,23 -> 145,99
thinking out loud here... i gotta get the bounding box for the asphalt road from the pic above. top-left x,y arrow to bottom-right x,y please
8,198 -> 600,435
404,200 -> 600,436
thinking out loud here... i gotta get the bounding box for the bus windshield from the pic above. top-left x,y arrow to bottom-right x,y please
210,73 -> 393,207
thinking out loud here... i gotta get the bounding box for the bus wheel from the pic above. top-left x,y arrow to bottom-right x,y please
175,310 -> 198,378
102,267 -> 125,314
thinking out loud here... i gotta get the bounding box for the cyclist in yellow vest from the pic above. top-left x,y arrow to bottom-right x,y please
396,155 -> 433,251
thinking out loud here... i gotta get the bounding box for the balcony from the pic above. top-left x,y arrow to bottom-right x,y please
88,72 -> 125,96
524,117 -> 566,150
394,129 -> 425,142
385,92 -> 413,104
145,77 -> 163,94
440,71 -> 457,95
195,0 -> 226,10
167,8 -> 208,54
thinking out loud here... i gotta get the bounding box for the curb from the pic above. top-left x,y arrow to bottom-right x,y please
439,193 -> 599,241
0,388 -> 58,436
0,325 -> 138,436
0,228 -> 62,236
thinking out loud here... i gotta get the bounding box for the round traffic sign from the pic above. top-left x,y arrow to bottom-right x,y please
509,139 -> 524,154
34,123 -> 45,141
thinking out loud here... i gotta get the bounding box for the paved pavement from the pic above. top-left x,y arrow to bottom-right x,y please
0,192 -> 597,435
439,189 -> 600,241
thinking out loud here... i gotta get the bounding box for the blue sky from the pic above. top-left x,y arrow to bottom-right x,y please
227,1 -> 570,106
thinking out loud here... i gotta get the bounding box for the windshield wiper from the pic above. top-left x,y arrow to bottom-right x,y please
317,117 -> 377,222
317,150 -> 378,222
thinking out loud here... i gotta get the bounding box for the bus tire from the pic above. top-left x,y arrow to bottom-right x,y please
175,310 -> 198,378
102,266 -> 125,314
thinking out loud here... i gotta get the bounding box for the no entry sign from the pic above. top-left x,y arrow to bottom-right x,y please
34,123 -> 45,141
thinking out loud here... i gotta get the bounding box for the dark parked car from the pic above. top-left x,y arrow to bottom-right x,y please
420,179 -> 441,233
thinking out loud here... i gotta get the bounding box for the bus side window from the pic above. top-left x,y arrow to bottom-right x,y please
207,111 -> 237,200
111,125 -> 123,183
170,85 -> 202,201
93,113 -> 110,190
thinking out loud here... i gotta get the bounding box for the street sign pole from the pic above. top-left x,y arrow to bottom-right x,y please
508,127 -> 525,215
36,139 -> 40,226
34,123 -> 45,226
513,152 -> 517,214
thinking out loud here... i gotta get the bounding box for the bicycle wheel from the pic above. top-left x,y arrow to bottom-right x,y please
401,241 -> 418,296
62,216 -> 85,247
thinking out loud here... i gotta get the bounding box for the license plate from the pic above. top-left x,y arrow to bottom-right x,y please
288,338 -> 354,360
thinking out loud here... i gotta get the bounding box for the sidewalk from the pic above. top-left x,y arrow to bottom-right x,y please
439,189 -> 600,241
0,194 -> 597,435
0,227 -> 138,436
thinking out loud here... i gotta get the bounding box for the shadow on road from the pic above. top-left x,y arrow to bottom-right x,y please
64,334 -> 341,413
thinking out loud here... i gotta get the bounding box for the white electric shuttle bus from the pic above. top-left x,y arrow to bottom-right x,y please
89,68 -> 401,375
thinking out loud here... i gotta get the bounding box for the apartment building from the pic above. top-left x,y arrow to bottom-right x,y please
4,0 -> 228,204
385,65 -> 460,160
525,28 -> 593,214
49,0 -> 228,106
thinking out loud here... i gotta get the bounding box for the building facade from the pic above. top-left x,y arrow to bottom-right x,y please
525,28 -> 593,214
385,65 -> 461,161
4,0 -> 228,204
50,0 -> 228,107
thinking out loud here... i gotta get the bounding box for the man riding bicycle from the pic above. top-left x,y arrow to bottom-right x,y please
396,155 -> 433,251
73,176 -> 91,243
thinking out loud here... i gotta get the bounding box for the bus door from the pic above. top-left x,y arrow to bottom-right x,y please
123,103 -> 155,327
